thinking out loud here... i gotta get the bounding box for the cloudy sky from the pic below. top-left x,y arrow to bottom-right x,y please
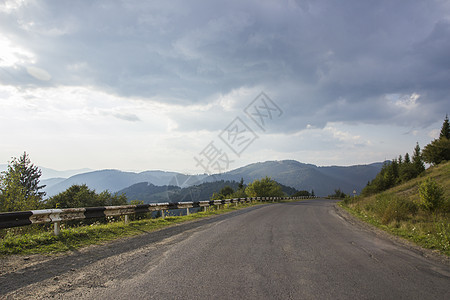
0,0 -> 449,174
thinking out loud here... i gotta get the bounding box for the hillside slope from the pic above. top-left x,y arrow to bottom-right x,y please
342,161 -> 450,255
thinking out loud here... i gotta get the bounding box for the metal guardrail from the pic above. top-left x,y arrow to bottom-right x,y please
0,196 -> 315,235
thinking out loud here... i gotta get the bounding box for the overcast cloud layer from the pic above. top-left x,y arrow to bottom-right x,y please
1,0 -> 449,173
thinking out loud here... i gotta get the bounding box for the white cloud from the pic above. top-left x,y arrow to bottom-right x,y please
390,93 -> 420,110
0,36 -> 35,67
0,0 -> 26,13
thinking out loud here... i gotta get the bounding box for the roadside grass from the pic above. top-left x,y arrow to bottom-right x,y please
0,201 -> 268,256
339,161 -> 450,256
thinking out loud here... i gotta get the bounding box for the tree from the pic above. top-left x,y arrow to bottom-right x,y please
422,138 -> 450,165
219,186 -> 234,198
404,153 -> 410,164
45,184 -> 97,208
422,116 -> 450,165
98,190 -> 128,206
418,178 -> 444,211
238,178 -> 244,190
391,158 -> 400,183
412,143 -> 425,175
45,184 -> 127,208
0,152 -> 45,212
440,114 -> 449,139
292,190 -> 310,197
245,176 -> 284,197
399,161 -> 416,182
329,188 -> 346,199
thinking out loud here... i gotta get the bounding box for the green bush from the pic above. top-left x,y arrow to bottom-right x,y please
382,197 -> 417,224
418,178 -> 444,211
365,192 -> 417,224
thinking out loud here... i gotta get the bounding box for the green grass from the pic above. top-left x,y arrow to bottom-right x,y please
340,161 -> 450,256
0,202 -> 268,256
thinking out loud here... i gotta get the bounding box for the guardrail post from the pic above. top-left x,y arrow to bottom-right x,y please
186,208 -> 190,216
54,221 -> 61,236
124,215 -> 129,224
204,206 -> 207,212
161,210 -> 165,219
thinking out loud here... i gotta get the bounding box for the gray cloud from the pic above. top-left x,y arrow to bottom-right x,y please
1,0 -> 449,134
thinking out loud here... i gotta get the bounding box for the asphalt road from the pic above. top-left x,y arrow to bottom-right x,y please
1,199 -> 449,299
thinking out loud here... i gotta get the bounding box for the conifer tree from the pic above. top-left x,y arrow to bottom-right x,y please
423,116 -> 450,165
412,143 -> 425,175
440,114 -> 449,139
0,152 -> 45,212
404,153 -> 410,164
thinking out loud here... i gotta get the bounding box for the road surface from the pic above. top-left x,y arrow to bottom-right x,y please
1,199 -> 449,299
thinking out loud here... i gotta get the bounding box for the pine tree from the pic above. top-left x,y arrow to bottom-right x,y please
422,138 -> 450,165
404,153 -> 410,164
423,116 -> 450,165
412,142 -> 425,175
0,152 -> 46,212
391,158 -> 399,182
440,114 -> 449,139
238,178 -> 244,190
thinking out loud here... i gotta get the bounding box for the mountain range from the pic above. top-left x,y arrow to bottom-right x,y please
203,160 -> 384,196
118,180 -> 300,204
42,170 -> 208,198
36,160 -> 384,198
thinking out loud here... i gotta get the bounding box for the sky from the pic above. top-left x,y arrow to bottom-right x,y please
0,0 -> 449,174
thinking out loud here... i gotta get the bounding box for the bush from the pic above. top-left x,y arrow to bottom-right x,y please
382,197 -> 417,224
418,178 -> 444,211
365,193 -> 417,224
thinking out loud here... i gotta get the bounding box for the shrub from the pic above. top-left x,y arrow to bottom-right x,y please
365,192 -> 417,224
382,197 -> 417,224
418,178 -> 444,211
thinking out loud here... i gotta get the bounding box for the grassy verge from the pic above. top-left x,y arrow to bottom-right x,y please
339,162 -> 450,256
0,202 -> 263,256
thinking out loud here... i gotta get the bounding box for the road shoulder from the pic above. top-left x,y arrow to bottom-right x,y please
334,202 -> 450,266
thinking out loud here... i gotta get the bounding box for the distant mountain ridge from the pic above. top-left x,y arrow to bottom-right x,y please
43,170 -> 208,198
40,160 -> 384,198
203,160 -> 384,196
118,180 -> 300,204
0,164 -> 90,180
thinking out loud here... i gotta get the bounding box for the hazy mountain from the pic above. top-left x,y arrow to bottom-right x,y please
118,182 -> 180,203
41,177 -> 66,188
203,160 -> 384,196
0,164 -> 91,180
43,170 -> 208,198
40,159 -> 382,198
118,180 -> 300,204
